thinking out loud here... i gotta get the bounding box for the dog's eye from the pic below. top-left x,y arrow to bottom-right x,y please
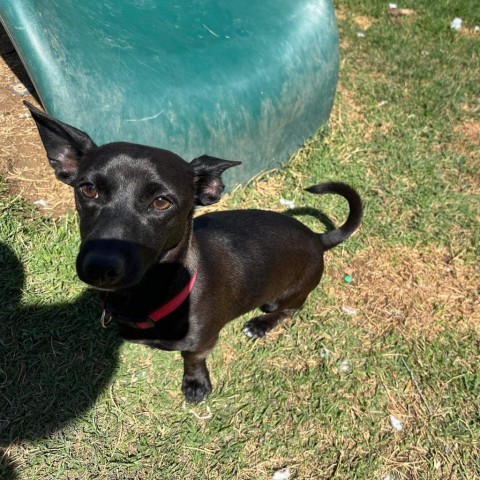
151,197 -> 172,211
79,183 -> 98,199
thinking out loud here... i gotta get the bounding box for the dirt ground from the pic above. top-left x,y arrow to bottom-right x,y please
0,24 -> 74,215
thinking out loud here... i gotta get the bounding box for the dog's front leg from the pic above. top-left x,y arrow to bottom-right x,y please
181,347 -> 214,403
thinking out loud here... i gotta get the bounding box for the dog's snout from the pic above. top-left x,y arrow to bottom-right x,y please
78,250 -> 126,288
76,239 -> 149,290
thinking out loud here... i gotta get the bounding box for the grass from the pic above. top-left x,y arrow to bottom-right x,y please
1,1 -> 479,478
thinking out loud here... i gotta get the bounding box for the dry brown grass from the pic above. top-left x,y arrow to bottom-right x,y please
332,84 -> 365,127
453,119 -> 480,158
334,7 -> 375,31
329,81 -> 393,144
448,119 -> 480,193
324,239 -> 480,339
352,15 -> 374,31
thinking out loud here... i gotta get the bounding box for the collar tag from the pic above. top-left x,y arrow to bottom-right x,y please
100,309 -> 113,328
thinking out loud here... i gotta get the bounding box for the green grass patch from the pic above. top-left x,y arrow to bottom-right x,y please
1,1 -> 479,478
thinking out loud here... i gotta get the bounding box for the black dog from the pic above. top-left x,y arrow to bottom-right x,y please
26,101 -> 362,403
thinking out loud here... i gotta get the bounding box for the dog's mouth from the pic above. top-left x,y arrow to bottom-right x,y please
76,239 -> 156,291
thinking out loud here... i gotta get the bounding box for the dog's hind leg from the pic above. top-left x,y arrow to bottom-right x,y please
242,276 -> 320,339
242,308 -> 299,339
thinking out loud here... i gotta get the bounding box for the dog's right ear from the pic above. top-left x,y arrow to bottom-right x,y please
24,101 -> 96,185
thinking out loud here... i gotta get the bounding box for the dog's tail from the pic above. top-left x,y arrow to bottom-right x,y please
305,182 -> 363,251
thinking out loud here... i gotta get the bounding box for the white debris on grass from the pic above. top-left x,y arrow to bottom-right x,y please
33,199 -> 49,209
357,31 -> 366,38
450,18 -> 462,31
183,402 -> 213,420
339,359 -> 352,374
341,306 -> 358,316
272,467 -> 291,480
10,82 -> 31,96
389,414 -> 404,432
131,370 -> 147,383
319,346 -> 332,360
279,198 -> 295,209
388,3 -> 397,8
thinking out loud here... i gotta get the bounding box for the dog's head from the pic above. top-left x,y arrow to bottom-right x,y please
25,102 -> 240,290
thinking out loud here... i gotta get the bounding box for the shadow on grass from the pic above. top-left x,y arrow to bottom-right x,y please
283,206 -> 337,233
0,243 -> 122,479
0,207 -> 335,478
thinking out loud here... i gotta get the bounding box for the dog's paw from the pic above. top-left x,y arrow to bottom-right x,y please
182,376 -> 212,404
242,319 -> 269,339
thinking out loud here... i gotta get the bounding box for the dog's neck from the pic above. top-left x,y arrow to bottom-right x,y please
159,215 -> 199,274
100,213 -> 199,318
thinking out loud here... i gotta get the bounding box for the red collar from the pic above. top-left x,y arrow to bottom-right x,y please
101,270 -> 198,330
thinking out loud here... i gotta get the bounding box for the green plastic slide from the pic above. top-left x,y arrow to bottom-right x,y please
0,0 -> 339,187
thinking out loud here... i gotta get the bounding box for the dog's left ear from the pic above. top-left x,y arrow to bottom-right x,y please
190,155 -> 241,205
24,101 -> 96,186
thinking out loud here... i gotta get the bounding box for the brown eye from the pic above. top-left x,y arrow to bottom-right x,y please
79,183 -> 98,199
151,197 -> 172,211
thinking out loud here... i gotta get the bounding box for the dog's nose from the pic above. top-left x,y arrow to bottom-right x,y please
78,251 -> 126,289
76,239 -> 150,290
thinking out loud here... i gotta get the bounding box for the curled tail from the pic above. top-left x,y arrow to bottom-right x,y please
305,182 -> 363,251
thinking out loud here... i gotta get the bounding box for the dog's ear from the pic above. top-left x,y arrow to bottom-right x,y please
24,101 -> 96,186
190,155 -> 241,205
